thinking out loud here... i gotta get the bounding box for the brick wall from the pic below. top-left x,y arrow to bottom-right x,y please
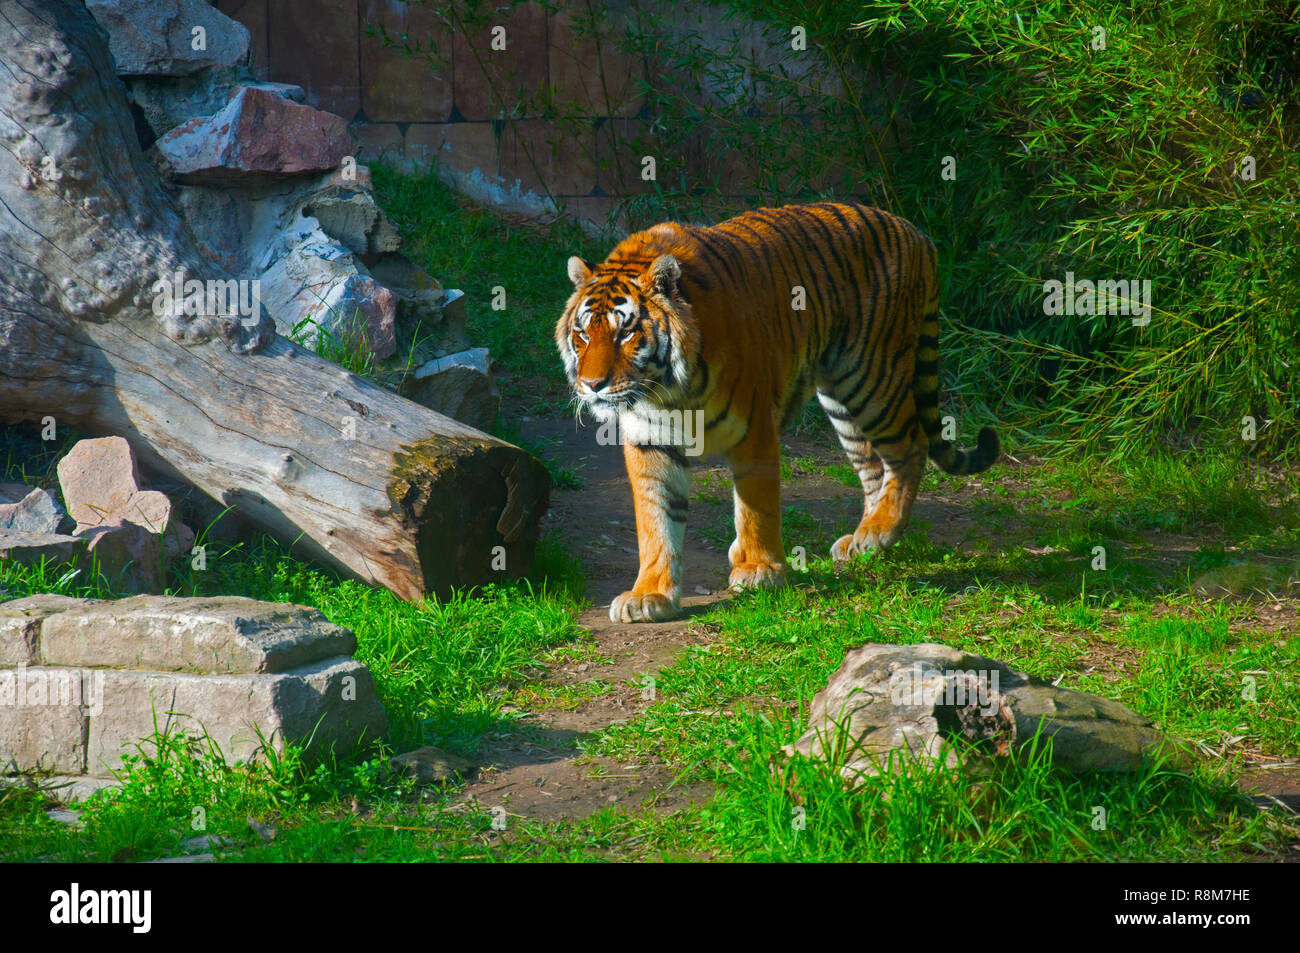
214,0 -> 881,229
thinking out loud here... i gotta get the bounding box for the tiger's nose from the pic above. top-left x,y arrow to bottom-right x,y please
579,374 -> 611,393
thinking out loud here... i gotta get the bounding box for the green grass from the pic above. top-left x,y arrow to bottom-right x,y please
586,543 -> 1297,860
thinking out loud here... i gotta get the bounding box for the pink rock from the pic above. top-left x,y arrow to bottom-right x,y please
156,87 -> 355,184
56,437 -> 192,559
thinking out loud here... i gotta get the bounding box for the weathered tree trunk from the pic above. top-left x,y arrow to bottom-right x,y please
0,0 -> 549,599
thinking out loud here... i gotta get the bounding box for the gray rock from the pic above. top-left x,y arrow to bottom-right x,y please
406,348 -> 499,432
45,807 -> 83,828
783,642 -> 1175,784
146,853 -> 215,864
298,188 -> 402,258
38,595 -> 356,674
0,531 -> 82,569
179,834 -> 231,852
260,238 -> 398,360
86,0 -> 250,77
0,487 -> 69,535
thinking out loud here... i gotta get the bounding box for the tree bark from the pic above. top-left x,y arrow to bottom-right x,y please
0,0 -> 549,600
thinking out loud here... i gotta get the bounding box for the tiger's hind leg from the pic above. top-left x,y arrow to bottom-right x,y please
819,389 -> 927,560
818,389 -> 884,510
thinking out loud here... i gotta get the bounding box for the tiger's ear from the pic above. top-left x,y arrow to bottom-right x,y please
642,254 -> 681,297
567,256 -> 592,287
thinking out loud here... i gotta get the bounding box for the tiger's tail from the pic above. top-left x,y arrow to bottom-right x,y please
914,282 -> 1000,475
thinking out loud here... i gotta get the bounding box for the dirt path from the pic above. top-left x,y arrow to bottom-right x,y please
453,412 -> 727,822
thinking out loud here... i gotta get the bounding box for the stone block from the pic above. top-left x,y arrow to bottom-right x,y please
39,596 -> 356,675
0,666 -> 93,774
86,657 -> 388,775
0,595 -> 98,668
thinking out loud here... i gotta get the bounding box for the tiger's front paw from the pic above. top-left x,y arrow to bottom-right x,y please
728,561 -> 788,591
609,590 -> 680,623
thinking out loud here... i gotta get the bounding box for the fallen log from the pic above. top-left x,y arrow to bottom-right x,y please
0,0 -> 549,599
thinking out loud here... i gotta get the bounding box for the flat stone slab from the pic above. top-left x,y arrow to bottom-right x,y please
0,595 -> 386,781
0,531 -> 81,568
85,0 -> 250,77
37,595 -> 356,674
0,595 -> 99,667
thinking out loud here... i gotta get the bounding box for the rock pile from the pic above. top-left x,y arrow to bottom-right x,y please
0,437 -> 191,593
85,0 -> 498,430
0,594 -> 388,796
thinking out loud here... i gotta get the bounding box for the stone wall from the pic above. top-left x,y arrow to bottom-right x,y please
214,0 -> 879,229
1,595 -> 388,796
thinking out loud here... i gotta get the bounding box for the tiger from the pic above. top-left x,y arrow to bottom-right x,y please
555,202 -> 999,623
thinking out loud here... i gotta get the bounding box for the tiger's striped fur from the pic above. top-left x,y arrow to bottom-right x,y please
556,202 -> 999,622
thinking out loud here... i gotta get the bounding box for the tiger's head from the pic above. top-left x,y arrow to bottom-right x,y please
555,251 -> 697,423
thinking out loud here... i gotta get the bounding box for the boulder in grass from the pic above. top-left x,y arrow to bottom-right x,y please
1193,561 -> 1300,597
782,642 -> 1176,785
389,746 -> 477,787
